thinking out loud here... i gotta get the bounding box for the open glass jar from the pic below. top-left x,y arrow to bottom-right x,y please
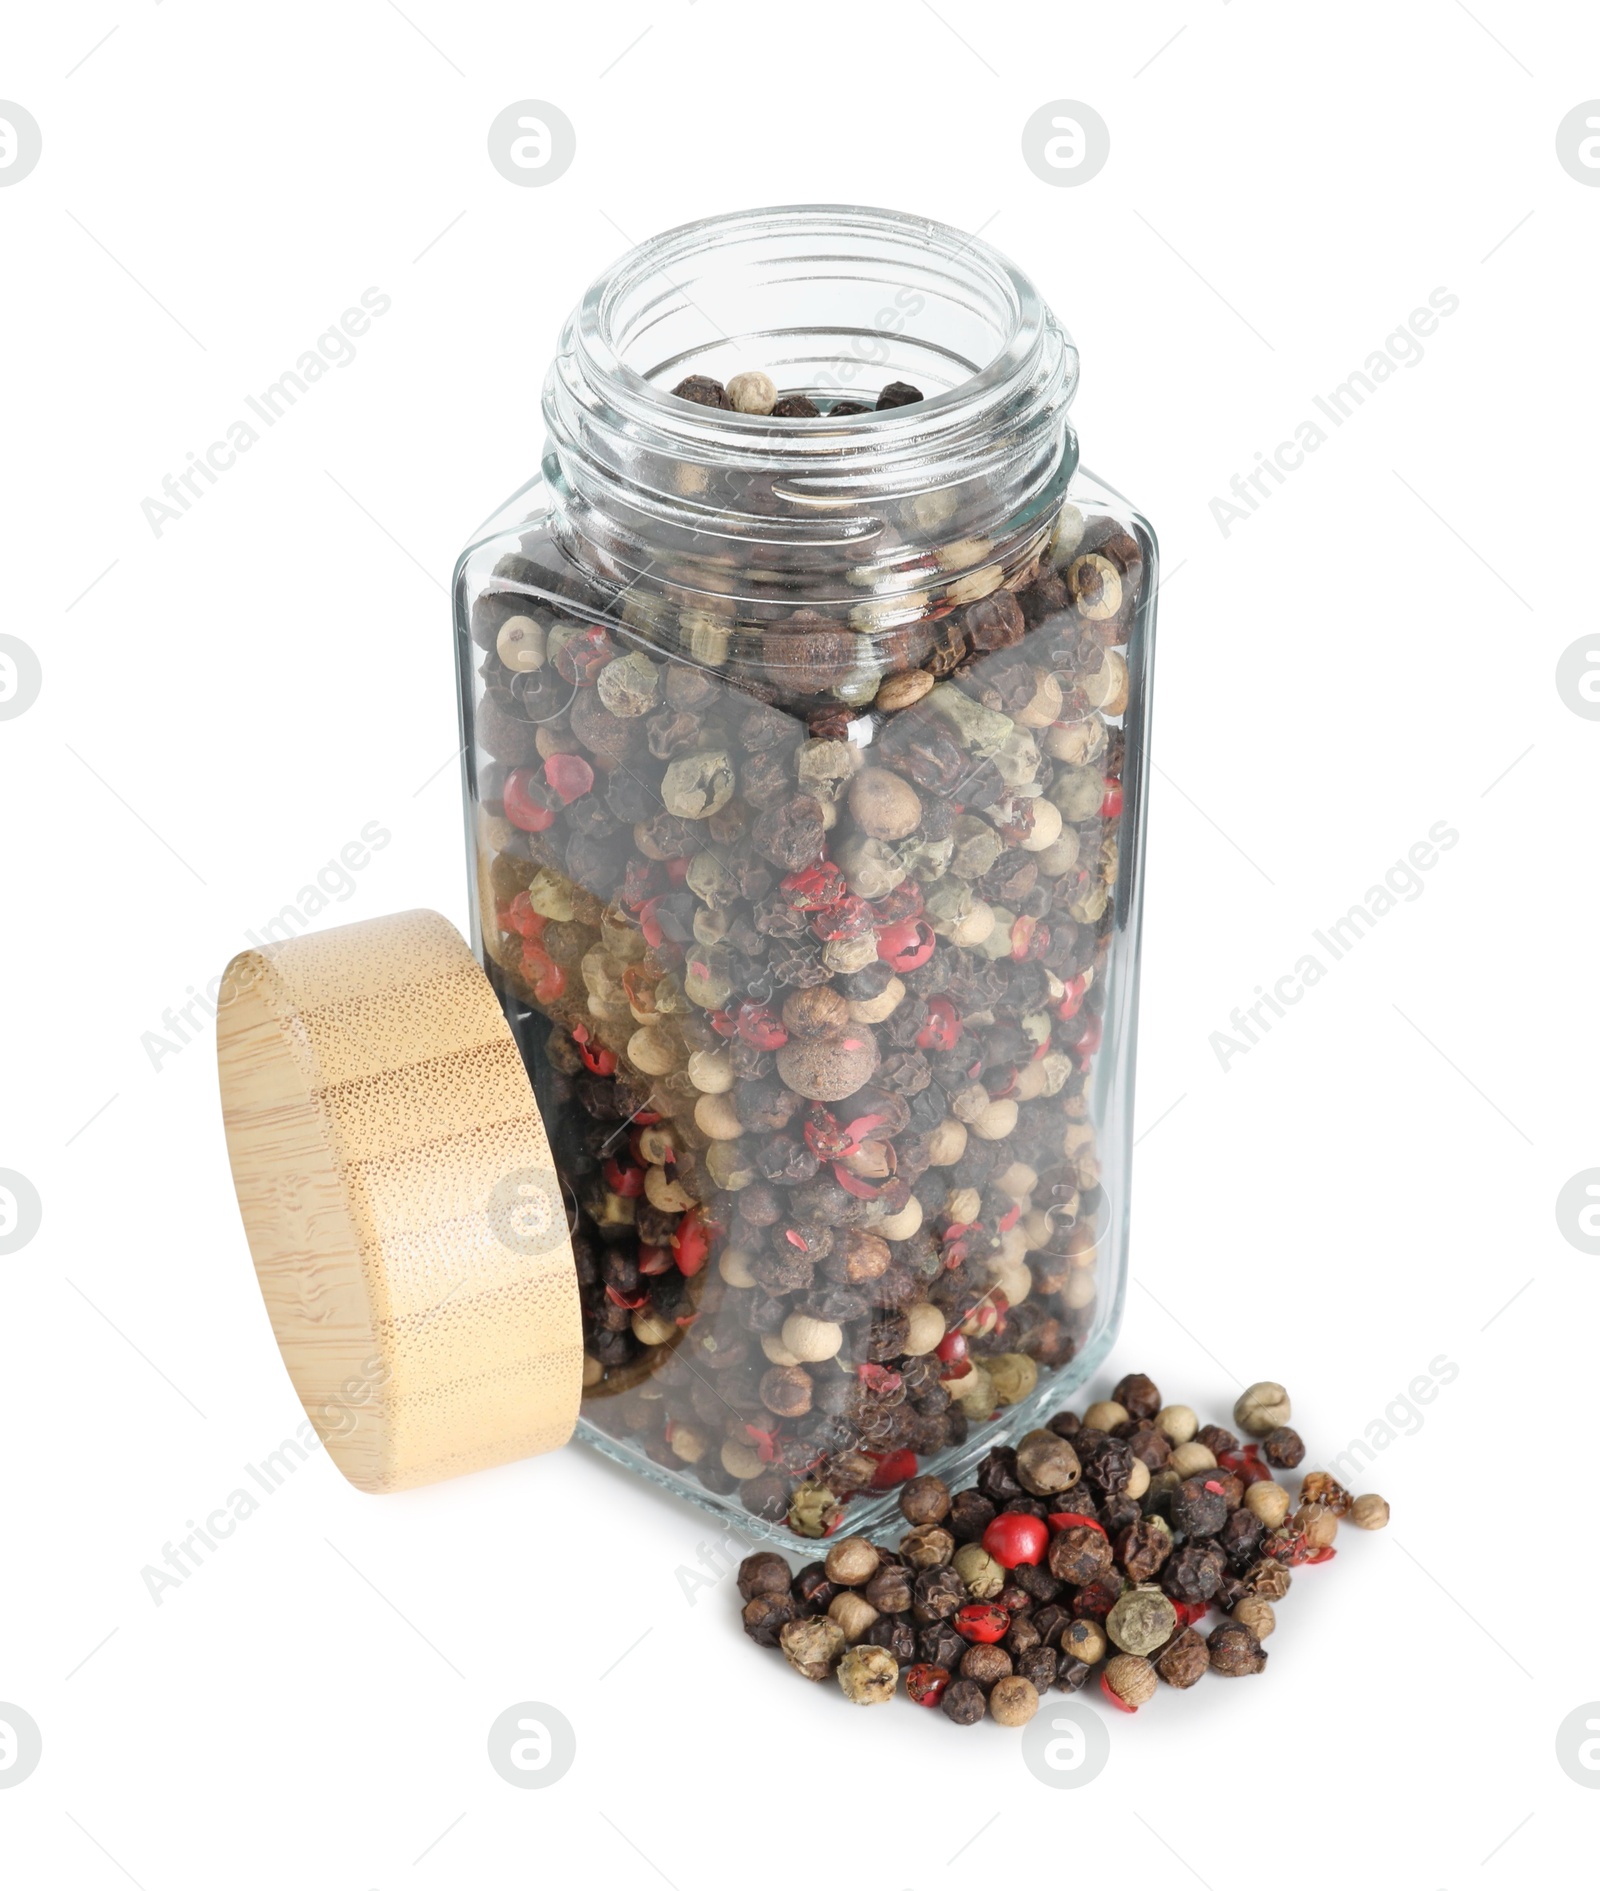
454,206 -> 1158,1543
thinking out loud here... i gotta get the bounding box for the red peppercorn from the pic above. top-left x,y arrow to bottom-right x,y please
1075,1013 -> 1103,1057
1100,777 -> 1124,819
982,1512 -> 1050,1570
735,1002 -> 788,1050
781,862 -> 848,910
521,946 -> 565,1004
571,1027 -> 616,1076
905,1663 -> 950,1707
1304,1545 -> 1337,1565
811,895 -> 874,943
869,1449 -> 918,1490
553,624 -> 615,684
954,1603 -> 1010,1644
1055,974 -> 1087,1020
1009,914 -> 1050,961
502,766 -> 558,833
915,996 -> 961,1052
935,1331 -> 969,1374
543,751 -> 595,804
672,1205 -> 713,1277
868,880 -> 924,927
636,1244 -> 673,1276
601,1157 -> 644,1198
499,891 -> 544,938
1046,1511 -> 1107,1537
876,918 -> 936,972
831,1163 -> 882,1200
1099,1670 -> 1139,1714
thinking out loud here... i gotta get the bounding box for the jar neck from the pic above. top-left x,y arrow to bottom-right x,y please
539,206 -> 1078,639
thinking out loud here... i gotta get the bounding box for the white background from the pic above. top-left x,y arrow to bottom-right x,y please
2,3 -> 1596,1886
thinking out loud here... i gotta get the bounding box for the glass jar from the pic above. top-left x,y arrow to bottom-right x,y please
453,205 -> 1158,1544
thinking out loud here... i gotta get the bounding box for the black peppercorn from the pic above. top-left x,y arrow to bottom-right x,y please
1196,1424 -> 1239,1456
740,1592 -> 797,1647
1219,1508 -> 1265,1573
863,1562 -> 913,1615
1098,1494 -> 1142,1536
940,1677 -> 986,1725
1155,1625 -> 1210,1689
1160,1541 -> 1226,1604
738,1550 -> 793,1603
917,1621 -> 966,1669
1261,1425 -> 1305,1468
948,1489 -> 998,1543
741,1473 -> 790,1522
1056,1657 -> 1091,1692
1076,1431 -> 1134,1498
1048,1525 -> 1112,1587
1070,1572 -> 1125,1621
1115,1518 -> 1173,1584
1122,1424 -> 1172,1471
1004,1611 -> 1042,1659
1170,1473 -> 1229,1539
1213,1570 -> 1250,1614
1011,1560 -> 1063,1605
671,373 -> 732,408
875,379 -> 924,409
959,1643 -> 1014,1690
1207,1621 -> 1267,1677
866,1616 -> 917,1662
791,1562 -> 837,1614
1017,1645 -> 1058,1692
912,1565 -> 967,1624
1111,1372 -> 1162,1421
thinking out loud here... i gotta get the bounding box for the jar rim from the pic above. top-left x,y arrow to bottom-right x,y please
568,202 -> 1066,454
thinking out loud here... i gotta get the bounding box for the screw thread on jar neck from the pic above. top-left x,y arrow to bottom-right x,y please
540,205 -> 1079,640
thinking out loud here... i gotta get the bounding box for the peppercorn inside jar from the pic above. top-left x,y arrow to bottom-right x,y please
454,206 -> 1157,1544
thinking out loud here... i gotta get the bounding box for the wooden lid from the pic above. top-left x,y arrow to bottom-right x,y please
216,909 -> 583,1492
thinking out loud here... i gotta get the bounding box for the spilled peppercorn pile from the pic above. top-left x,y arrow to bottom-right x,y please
467,362 -> 1151,1531
736,1374 -> 1390,1723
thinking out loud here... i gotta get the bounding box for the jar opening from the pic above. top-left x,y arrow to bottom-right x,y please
540,205 -> 1079,638
582,204 -> 1044,425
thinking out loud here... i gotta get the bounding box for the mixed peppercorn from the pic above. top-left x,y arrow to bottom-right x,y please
736,1373 -> 1390,1723
467,364 -> 1150,1530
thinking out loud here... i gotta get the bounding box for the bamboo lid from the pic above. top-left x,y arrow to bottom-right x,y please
216,909 -> 583,1492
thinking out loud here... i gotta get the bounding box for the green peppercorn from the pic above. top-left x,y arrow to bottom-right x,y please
1106,1585 -> 1178,1658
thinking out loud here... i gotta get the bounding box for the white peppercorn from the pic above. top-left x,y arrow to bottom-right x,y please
1234,1380 -> 1292,1436
1155,1404 -> 1199,1446
827,1591 -> 879,1643
1244,1481 -> 1290,1528
781,1314 -> 844,1363
824,1536 -> 881,1587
